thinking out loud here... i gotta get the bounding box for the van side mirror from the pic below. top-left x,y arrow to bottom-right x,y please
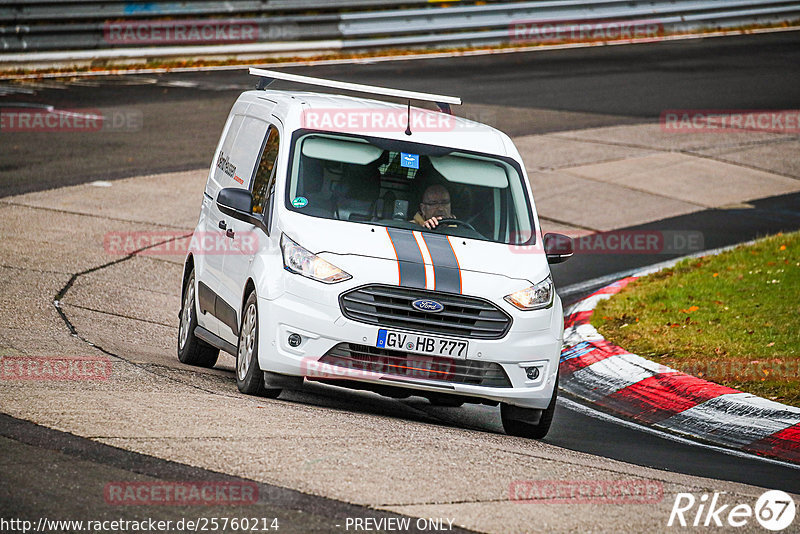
217,188 -> 267,232
544,233 -> 573,264
217,187 -> 253,215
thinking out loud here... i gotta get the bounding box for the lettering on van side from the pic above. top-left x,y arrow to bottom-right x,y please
216,151 -> 237,178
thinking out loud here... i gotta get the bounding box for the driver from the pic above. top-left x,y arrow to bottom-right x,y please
412,184 -> 454,230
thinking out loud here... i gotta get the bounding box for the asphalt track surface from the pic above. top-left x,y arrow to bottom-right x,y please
3,31 -> 800,198
2,31 -> 800,527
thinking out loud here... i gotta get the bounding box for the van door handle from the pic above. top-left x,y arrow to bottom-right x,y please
226,229 -> 235,239
218,220 -> 227,230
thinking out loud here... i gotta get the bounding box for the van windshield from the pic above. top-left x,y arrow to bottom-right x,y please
285,132 -> 535,245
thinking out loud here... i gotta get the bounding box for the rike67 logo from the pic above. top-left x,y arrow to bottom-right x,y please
668,490 -> 796,531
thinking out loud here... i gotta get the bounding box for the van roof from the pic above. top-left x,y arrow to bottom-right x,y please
239,89 -> 510,156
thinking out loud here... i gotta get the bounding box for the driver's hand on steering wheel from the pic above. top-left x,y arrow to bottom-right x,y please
423,216 -> 443,229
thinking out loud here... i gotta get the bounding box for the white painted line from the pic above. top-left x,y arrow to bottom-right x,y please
565,292 -> 614,314
560,270 -> 641,299
615,352 -> 676,375
558,396 -> 800,470
570,354 -> 671,397
563,322 -> 604,347
658,393 -> 800,447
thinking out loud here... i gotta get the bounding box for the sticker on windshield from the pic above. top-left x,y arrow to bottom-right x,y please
400,153 -> 419,169
292,196 -> 308,208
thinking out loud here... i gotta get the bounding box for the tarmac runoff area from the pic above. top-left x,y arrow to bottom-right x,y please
0,121 -> 799,533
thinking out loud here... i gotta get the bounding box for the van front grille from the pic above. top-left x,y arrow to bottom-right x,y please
339,285 -> 511,339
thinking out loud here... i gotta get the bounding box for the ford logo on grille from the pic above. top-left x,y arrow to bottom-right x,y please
411,299 -> 444,313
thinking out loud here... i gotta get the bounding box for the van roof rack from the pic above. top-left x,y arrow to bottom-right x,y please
249,67 -> 461,115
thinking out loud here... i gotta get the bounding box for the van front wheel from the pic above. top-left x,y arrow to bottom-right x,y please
501,377 -> 558,440
236,291 -> 281,398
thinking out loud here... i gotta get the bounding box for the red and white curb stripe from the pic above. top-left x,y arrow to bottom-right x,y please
560,276 -> 800,464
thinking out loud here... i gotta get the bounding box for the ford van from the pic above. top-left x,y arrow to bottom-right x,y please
177,68 -> 573,438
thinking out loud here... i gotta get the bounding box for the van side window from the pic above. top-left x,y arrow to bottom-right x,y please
252,127 -> 280,216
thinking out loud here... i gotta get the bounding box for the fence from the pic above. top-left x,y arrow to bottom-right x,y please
2,0 -> 799,61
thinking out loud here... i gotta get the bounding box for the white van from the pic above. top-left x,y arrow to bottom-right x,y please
178,68 -> 573,439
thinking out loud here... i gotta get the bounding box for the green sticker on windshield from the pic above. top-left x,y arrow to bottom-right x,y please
292,196 -> 308,208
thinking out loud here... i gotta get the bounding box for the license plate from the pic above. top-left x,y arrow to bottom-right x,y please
376,329 -> 468,358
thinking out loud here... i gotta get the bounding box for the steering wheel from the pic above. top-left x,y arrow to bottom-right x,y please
434,218 -> 478,233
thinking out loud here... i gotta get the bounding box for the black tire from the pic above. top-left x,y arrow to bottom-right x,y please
501,375 -> 558,439
177,269 -> 219,368
236,291 -> 281,398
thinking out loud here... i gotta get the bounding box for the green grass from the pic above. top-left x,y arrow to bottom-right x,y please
592,230 -> 800,407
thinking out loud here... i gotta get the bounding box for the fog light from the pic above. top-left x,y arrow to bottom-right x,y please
525,366 -> 540,380
288,333 -> 302,347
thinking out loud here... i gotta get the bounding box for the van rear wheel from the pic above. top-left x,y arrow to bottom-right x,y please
236,291 -> 281,398
177,270 -> 219,368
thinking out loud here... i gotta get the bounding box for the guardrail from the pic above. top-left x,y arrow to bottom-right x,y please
2,0 -> 799,62
0,0 -> 439,22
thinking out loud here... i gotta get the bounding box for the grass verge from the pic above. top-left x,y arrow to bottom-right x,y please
592,231 -> 800,407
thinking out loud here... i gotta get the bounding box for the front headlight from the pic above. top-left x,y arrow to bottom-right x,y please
504,275 -> 554,310
281,234 -> 352,284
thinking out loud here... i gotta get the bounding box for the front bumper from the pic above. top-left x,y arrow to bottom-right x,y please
257,279 -> 563,409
